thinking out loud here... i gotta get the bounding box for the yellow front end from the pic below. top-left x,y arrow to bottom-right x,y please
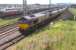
18,24 -> 30,30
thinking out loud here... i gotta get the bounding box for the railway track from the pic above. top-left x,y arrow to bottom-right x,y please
0,27 -> 24,50
0,23 -> 17,33
0,23 -> 19,39
0,8 -> 68,50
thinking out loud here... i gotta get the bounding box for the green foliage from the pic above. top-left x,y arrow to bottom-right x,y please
69,8 -> 76,20
69,8 -> 76,16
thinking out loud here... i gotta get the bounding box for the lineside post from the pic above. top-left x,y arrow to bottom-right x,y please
23,0 -> 28,16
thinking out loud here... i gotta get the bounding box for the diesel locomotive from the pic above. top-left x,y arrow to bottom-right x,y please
18,8 -> 66,34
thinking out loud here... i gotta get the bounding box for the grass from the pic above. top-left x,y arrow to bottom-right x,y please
69,8 -> 76,16
52,20 -> 76,50
68,8 -> 76,20
0,18 -> 20,26
7,20 -> 76,50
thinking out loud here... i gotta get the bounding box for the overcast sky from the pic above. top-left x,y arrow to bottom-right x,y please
0,0 -> 75,4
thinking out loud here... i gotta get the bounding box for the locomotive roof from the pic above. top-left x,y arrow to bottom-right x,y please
24,13 -> 46,20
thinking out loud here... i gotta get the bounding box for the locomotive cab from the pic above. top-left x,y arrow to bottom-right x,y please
18,15 -> 38,31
